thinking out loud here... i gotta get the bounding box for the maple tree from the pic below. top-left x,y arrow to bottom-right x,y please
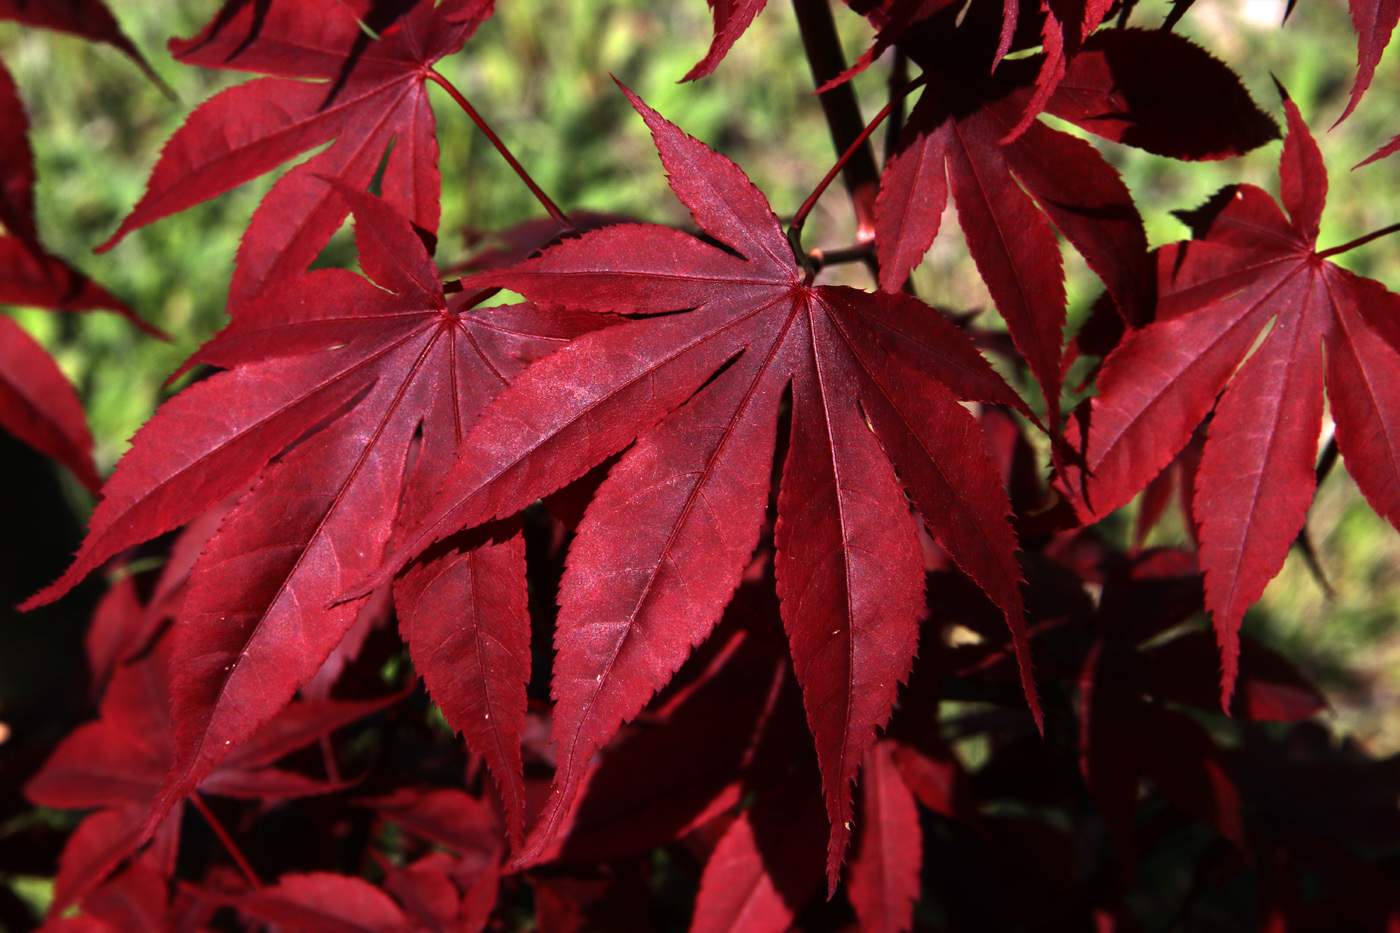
5,0 -> 1400,930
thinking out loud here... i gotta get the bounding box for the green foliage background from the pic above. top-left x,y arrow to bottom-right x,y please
4,0 -> 1400,774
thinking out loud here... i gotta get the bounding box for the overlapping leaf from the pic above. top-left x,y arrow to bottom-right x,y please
98,0 -> 493,310
872,12 -> 1277,427
683,0 -> 769,81
0,0 -> 164,88
1068,97 -> 1400,706
350,84 -> 1036,882
27,188 -> 602,849
25,631 -> 385,915
0,59 -> 154,492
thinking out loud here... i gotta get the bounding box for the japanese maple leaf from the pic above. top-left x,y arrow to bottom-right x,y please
683,0 -> 768,81
0,60 -> 157,492
845,740 -> 922,933
222,873 -> 417,933
26,188 -> 603,849
1336,0 -> 1399,132
1067,96 -> 1400,706
97,0 -> 493,310
873,15 -> 1277,423
24,632 -> 386,915
351,83 -> 1037,883
0,0 -> 166,90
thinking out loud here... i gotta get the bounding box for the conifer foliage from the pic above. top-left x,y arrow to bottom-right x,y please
5,0 -> 1400,929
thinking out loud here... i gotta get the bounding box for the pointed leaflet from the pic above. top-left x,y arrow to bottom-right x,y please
846,741 -> 922,933
1336,0 -> 1400,126
872,8 -> 1134,411
394,525 -> 531,848
229,873 -> 411,933
98,0 -> 493,309
0,314 -> 100,492
874,19 -> 1277,342
682,0 -> 769,82
1070,99 -> 1400,706
353,85 -> 1034,876
0,0 -> 164,90
1046,29 -> 1279,163
1,59 -> 154,332
137,189 -> 600,838
690,763 -> 828,933
0,60 -> 38,253
25,631 -> 380,913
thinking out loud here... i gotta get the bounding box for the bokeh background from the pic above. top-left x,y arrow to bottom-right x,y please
3,0 -> 1400,898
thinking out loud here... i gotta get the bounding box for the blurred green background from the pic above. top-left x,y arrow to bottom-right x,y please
3,0 -> 1400,756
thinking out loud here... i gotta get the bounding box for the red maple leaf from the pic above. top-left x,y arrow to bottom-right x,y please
24,630 -> 386,915
220,872 -> 416,933
872,15 -> 1278,428
96,0 -> 493,310
1067,95 -> 1400,706
26,188 -> 603,849
845,740 -> 922,933
683,0 -> 769,82
0,59 -> 157,492
350,83 -> 1038,883
0,0 -> 166,90
1337,0 -> 1399,131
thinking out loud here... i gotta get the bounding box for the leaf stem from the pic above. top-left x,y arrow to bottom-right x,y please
789,75 -> 927,279
791,0 -> 881,241
191,792 -> 262,890
885,48 -> 911,167
426,68 -> 572,229
1315,222 -> 1400,258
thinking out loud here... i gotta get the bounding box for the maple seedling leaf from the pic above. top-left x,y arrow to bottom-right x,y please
348,81 -> 1038,885
1067,94 -> 1400,707
96,0 -> 493,310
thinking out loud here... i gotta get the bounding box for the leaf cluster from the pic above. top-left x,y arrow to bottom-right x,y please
5,0 -> 1400,930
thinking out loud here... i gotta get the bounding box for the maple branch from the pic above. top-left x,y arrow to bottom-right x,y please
789,75 -> 927,280
426,68 -> 573,229
191,792 -> 263,891
806,242 -> 875,271
791,0 -> 881,242
1315,222 -> 1400,258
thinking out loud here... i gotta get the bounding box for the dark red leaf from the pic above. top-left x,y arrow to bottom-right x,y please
99,0 -> 494,310
0,0 -> 165,90
690,764 -> 828,933
368,787 -> 502,864
846,741 -> 922,933
1067,99 -> 1400,706
682,0 -> 769,82
352,85 -> 1036,879
1047,29 -> 1279,161
26,628 -> 384,913
1337,0 -> 1400,126
232,873 -> 412,933
395,526 -> 531,848
0,60 -> 38,254
0,313 -> 100,492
